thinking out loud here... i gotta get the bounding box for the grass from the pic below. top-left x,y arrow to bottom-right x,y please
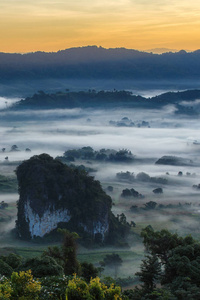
15,247 -> 46,259
0,175 -> 18,193
78,249 -> 139,264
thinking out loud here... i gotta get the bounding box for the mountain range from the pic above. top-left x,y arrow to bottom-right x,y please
1,46 -> 200,81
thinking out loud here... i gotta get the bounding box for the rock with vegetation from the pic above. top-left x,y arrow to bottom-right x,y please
121,188 -> 144,198
155,155 -> 194,166
136,172 -> 168,184
153,187 -> 163,194
16,154 -> 128,244
61,147 -> 135,163
116,171 -> 135,182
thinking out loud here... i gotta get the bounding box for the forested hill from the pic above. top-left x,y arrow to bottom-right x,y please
1,46 -> 200,80
10,89 -> 200,110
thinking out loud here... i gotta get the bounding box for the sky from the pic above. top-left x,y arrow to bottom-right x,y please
1,0 -> 200,53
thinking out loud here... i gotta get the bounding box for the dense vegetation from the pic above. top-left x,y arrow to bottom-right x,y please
124,226 -> 200,299
0,230 -> 124,299
9,88 -> 200,111
1,228 -> 200,299
58,147 -> 135,164
155,156 -> 194,166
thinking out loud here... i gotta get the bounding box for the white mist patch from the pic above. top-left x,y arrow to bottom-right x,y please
0,97 -> 21,109
0,194 -> 18,203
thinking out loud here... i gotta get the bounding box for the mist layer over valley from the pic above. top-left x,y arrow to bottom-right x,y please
1,89 -> 200,279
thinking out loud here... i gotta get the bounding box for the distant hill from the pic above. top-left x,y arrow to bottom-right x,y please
1,46 -> 200,81
10,89 -> 200,112
145,48 -> 178,54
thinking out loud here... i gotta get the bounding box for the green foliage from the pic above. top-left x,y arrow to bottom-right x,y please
43,229 -> 80,276
81,262 -> 99,283
0,276 -> 12,299
40,275 -> 70,300
22,256 -> 64,277
134,227 -> 200,299
63,147 -> 135,163
0,260 -> 13,277
60,229 -> 80,276
144,201 -> 157,210
136,254 -> 161,291
115,276 -> 136,287
1,253 -> 22,270
0,270 -> 41,300
66,275 -> 90,300
10,270 -> 41,299
42,245 -> 63,266
106,213 -> 130,247
141,226 -> 183,264
66,274 -> 123,300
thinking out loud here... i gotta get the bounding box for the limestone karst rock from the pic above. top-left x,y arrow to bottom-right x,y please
16,154 -> 115,242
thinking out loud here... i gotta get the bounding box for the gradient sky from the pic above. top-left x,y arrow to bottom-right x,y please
1,0 -> 200,53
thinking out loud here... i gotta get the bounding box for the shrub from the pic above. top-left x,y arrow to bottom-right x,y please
66,274 -> 122,300
0,260 -> 13,277
40,275 -> 70,300
10,270 -> 41,299
0,270 -> 41,300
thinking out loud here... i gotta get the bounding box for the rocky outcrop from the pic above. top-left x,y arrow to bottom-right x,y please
155,156 -> 194,166
16,154 -> 113,242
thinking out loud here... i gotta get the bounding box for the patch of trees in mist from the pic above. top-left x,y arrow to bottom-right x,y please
9,89 -> 200,113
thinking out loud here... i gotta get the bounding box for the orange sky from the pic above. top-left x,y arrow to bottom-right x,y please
1,0 -> 200,53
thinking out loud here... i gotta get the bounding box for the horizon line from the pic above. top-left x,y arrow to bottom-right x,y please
0,45 -> 197,55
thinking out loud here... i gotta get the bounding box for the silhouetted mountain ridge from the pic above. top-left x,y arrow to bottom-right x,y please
1,46 -> 200,80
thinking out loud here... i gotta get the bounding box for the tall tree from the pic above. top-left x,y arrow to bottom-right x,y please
43,229 -> 80,276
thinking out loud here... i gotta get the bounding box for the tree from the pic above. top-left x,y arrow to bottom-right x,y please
141,226 -> 183,264
117,213 -> 127,225
144,201 -> 157,210
81,262 -> 99,282
10,145 -> 18,151
136,254 -> 161,292
22,256 -> 64,277
136,172 -> 151,182
66,274 -> 122,300
43,229 -> 80,276
10,270 -> 41,299
0,259 -> 13,276
102,253 -> 123,278
131,227 -> 200,299
0,270 -> 41,299
60,229 -> 80,275
153,187 -> 163,194
1,253 -> 22,270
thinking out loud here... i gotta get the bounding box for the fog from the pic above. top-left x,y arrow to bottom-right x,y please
0,106 -> 200,162
1,91 -> 200,280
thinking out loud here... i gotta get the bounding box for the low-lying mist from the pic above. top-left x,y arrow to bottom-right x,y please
1,92 -> 200,280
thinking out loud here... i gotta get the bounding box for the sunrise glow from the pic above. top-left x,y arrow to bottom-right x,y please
1,0 -> 200,53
